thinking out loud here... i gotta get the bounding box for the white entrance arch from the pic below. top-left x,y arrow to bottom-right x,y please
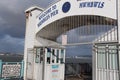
24,0 -> 120,80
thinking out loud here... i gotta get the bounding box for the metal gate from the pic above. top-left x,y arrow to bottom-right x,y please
0,60 -> 24,80
93,43 -> 119,80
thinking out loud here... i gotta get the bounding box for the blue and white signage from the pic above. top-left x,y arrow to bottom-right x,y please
38,5 -> 59,27
36,0 -> 117,33
62,2 -> 71,13
79,1 -> 104,8
51,65 -> 59,80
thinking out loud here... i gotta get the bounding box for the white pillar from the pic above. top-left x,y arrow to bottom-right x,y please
117,0 -> 120,79
117,0 -> 120,43
24,7 -> 43,80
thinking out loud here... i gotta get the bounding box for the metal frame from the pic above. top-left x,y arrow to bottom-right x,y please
93,43 -> 119,80
0,60 -> 24,80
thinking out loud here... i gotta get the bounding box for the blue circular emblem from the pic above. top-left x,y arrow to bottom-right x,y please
62,2 -> 71,13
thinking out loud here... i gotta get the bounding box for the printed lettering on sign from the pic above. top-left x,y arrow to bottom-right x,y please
52,65 -> 59,80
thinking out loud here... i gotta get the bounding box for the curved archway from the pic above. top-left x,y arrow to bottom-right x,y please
24,0 -> 120,80
36,14 -> 118,80
36,15 -> 117,42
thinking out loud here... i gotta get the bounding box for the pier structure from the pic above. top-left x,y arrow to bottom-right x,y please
24,0 -> 120,80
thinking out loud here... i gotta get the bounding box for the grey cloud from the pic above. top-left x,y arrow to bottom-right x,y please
0,0 -> 57,39
0,35 -> 24,53
0,0 -> 57,53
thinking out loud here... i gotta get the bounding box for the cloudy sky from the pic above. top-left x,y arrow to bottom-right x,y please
0,0 -> 57,53
0,0 -> 113,56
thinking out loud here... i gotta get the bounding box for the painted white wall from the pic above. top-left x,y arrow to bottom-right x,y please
24,7 -> 43,80
24,6 -> 65,80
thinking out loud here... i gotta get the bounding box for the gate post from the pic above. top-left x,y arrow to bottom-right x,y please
0,60 -> 2,78
92,44 -> 97,80
117,0 -> 120,79
20,60 -> 24,78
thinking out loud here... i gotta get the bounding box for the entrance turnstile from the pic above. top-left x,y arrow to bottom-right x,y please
34,47 -> 65,80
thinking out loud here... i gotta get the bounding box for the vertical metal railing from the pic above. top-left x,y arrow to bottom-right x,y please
94,44 -> 119,80
0,60 -> 24,80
